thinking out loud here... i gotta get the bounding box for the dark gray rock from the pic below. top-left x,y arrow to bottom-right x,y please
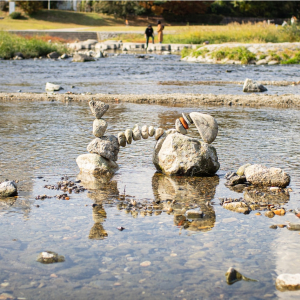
87,136 -> 119,161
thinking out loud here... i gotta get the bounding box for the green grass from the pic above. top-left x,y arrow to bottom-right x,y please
210,47 -> 256,64
281,51 -> 300,64
164,23 -> 300,44
0,31 -> 67,59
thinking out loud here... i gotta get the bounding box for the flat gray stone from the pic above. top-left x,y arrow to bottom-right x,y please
125,129 -> 133,144
89,101 -> 109,119
87,136 -> 119,161
132,124 -> 141,141
93,119 -> 107,137
76,153 -> 118,176
175,119 -> 187,135
190,112 -> 218,144
0,181 -> 17,197
182,113 -> 192,125
72,53 -> 95,62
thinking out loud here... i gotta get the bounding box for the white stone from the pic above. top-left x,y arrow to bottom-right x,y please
276,274 -> 300,291
175,119 -> 187,135
76,153 -> 118,176
45,82 -> 62,91
243,78 -> 267,93
155,128 -> 165,140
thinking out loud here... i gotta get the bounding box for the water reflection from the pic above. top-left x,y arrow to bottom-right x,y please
152,174 -> 219,232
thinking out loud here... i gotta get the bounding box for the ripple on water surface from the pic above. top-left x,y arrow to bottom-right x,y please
0,100 -> 300,299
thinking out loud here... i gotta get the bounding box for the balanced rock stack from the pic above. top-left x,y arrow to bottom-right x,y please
76,101 -> 119,176
153,112 -> 220,176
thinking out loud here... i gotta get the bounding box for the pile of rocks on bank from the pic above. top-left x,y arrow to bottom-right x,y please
76,103 -> 220,177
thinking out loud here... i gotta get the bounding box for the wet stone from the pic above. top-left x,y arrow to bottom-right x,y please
118,132 -> 126,147
265,211 -> 275,218
276,273 -> 300,291
37,251 -> 65,264
186,210 -> 203,219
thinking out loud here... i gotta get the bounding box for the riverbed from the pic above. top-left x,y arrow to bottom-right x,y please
1,99 -> 300,300
0,53 -> 300,95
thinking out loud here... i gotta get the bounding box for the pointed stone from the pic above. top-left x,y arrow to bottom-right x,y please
175,119 -> 187,135
93,119 -> 107,137
118,132 -> 126,147
141,125 -> 149,139
149,126 -> 155,137
190,112 -> 218,144
132,124 -> 141,141
89,100 -> 109,119
125,129 -> 133,144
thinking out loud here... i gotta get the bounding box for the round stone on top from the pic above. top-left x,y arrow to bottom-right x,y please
89,100 -> 109,119
189,112 -> 218,144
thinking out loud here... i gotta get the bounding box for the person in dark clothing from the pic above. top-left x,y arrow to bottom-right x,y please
145,25 -> 154,48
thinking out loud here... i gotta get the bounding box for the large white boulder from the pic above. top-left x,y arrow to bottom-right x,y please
153,132 -> 220,176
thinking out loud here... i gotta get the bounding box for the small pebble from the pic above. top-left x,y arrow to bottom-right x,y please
140,261 -> 151,267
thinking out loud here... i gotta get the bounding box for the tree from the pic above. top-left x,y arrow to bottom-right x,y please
17,1 -> 43,15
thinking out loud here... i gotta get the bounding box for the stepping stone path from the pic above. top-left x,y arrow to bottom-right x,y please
76,101 -> 219,176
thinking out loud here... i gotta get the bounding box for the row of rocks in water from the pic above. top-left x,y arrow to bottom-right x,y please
76,101 -> 220,176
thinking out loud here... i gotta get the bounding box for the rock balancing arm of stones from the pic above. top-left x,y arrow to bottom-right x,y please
76,101 -> 219,177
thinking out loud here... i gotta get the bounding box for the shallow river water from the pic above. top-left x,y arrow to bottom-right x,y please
0,53 -> 300,95
1,99 -> 300,300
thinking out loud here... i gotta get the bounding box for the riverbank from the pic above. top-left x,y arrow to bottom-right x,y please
1,92 -> 300,108
182,42 -> 300,65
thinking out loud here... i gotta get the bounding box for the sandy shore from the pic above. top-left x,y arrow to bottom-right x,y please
1,92 -> 300,108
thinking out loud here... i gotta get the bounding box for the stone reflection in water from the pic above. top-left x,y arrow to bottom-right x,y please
0,197 -> 31,218
77,172 -> 119,240
152,173 -> 219,232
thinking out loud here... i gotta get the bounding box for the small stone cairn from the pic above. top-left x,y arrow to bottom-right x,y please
76,101 -> 119,176
77,102 -> 219,176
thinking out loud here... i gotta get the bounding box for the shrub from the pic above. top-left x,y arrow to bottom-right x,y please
0,31 -> 67,59
17,1 -> 43,15
9,12 -> 22,19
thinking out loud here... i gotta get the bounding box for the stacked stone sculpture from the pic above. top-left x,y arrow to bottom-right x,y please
77,101 -> 220,177
76,101 -> 119,176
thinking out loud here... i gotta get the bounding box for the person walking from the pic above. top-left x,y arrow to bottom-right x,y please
157,20 -> 164,44
145,24 -> 154,48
